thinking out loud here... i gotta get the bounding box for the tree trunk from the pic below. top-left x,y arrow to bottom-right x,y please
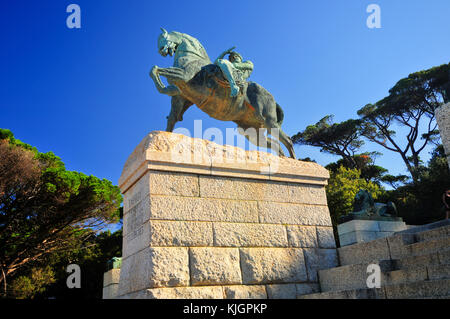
0,267 -> 6,297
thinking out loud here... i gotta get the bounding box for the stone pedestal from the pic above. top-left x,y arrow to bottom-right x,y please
103,269 -> 120,299
435,102 -> 450,170
116,131 -> 337,299
338,219 -> 407,247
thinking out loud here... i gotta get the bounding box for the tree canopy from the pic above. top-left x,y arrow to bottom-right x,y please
292,115 -> 364,169
358,63 -> 449,183
0,129 -> 122,297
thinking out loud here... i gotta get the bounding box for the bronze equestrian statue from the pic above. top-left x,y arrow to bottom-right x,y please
149,29 -> 296,158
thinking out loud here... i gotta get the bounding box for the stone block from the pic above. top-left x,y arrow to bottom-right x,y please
103,269 -> 121,287
223,285 -> 267,299
258,202 -> 332,226
383,268 -> 428,286
122,220 -> 150,258
123,172 -> 151,212
266,284 -> 297,299
189,248 -> 242,286
384,279 -> 450,299
427,264 -> 450,280
339,230 -> 380,247
295,283 -> 320,296
118,247 -> 190,295
377,220 -> 407,232
286,226 -> 318,248
147,247 -> 190,288
199,175 -> 327,205
149,171 -> 199,197
316,226 -> 336,248
303,248 -> 338,282
123,197 -> 150,238
148,220 -> 213,247
338,220 -> 380,235
338,238 -> 390,266
213,222 -> 288,247
145,286 -> 224,299
103,284 -> 119,299
407,237 -> 450,256
239,248 -> 307,284
438,249 -> 450,264
387,233 -> 416,259
150,195 -> 259,223
118,249 -> 151,296
393,252 -> 441,270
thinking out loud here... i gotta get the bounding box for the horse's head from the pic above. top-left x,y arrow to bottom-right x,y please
157,28 -> 180,57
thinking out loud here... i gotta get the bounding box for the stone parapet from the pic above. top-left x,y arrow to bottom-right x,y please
117,131 -> 336,299
436,103 -> 450,170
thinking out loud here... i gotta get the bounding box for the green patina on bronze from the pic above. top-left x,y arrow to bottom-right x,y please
150,29 -> 296,158
339,189 -> 401,223
106,257 -> 122,271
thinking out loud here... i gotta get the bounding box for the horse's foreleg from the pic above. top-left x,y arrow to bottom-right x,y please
150,66 -> 181,96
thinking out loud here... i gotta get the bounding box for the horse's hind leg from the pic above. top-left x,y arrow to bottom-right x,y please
264,121 -> 296,158
240,126 -> 286,157
277,128 -> 296,159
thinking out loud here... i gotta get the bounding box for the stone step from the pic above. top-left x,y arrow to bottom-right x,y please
338,222 -> 450,266
318,260 -> 394,292
384,278 -> 450,299
393,248 -> 450,270
298,287 -> 386,299
319,248 -> 450,292
394,219 -> 450,236
414,224 -> 450,242
300,278 -> 450,299
405,236 -> 450,257
338,233 -> 416,266
319,260 -> 450,292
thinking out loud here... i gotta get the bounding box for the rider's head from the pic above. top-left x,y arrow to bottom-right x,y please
229,52 -> 242,63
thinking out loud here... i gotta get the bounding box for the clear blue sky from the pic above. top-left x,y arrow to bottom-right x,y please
1,0 -> 449,186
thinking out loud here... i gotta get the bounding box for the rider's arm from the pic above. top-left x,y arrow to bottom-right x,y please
233,60 -> 254,72
214,47 -> 236,64
214,51 -> 227,64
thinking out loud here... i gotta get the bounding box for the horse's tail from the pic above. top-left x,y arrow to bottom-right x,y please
276,103 -> 284,126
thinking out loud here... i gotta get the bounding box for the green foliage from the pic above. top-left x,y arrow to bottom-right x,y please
41,229 -> 122,299
0,129 -> 122,298
380,145 -> 450,225
358,63 -> 450,183
326,166 -> 384,228
292,116 -> 364,168
10,266 -> 56,299
326,152 -> 388,184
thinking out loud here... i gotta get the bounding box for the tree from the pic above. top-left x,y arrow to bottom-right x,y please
326,166 -> 384,242
0,129 -> 122,297
325,152 -> 388,184
39,228 -> 122,299
10,266 -> 55,299
380,144 -> 450,225
292,116 -> 364,169
358,63 -> 450,184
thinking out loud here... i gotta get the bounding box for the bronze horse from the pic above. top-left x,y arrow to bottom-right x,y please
150,29 -> 296,158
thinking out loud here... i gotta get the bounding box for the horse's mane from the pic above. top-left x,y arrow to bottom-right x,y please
171,31 -> 210,61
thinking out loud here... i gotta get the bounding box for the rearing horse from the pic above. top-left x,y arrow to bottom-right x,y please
150,29 -> 296,158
